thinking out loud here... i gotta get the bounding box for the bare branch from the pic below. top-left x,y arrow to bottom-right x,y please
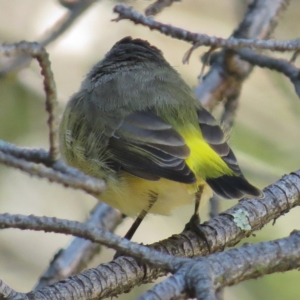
0,214 -> 178,269
59,0 -> 80,9
290,49 -> 300,63
191,231 -> 300,299
136,273 -> 186,300
113,2 -> 296,53
237,48 -> 300,98
113,0 -> 291,140
211,230 -> 300,288
0,142 -> 105,195
0,279 -> 25,300
195,0 -> 289,110
0,1 -> 297,299
0,42 -> 59,160
41,0 -> 98,46
0,141 -> 52,165
0,0 -> 98,76
139,231 -> 300,300
0,170 -> 299,299
34,202 -> 122,290
145,0 -> 181,16
196,1 -> 289,282
3,224 -> 300,299
220,92 -> 240,133
107,170 -> 300,298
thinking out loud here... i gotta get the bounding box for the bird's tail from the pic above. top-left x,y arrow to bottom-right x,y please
206,175 -> 264,200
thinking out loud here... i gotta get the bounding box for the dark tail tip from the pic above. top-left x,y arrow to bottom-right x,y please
206,175 -> 264,200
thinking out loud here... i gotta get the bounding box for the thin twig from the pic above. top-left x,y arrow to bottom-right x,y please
114,3 -> 298,53
0,0 -> 98,77
0,140 -> 105,189
0,150 -> 105,195
290,49 -> 300,63
59,0 -> 79,9
237,48 -> 300,97
0,42 -> 59,161
0,140 -> 52,165
145,0 -> 181,16
195,0 -> 290,109
0,213 -> 179,269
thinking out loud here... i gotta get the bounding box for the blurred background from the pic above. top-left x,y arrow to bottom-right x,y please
0,0 -> 299,299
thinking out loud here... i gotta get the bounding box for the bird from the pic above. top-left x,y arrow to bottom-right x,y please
59,36 -> 263,243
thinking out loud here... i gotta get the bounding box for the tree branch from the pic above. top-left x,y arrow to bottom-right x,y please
0,0 -> 99,77
0,141 -> 105,195
139,231 -> 300,300
145,0 -> 181,16
34,202 -> 122,291
0,170 -> 299,299
237,48 -> 300,98
113,2 -> 295,53
195,0 -> 290,109
0,41 -> 59,160
0,1 -> 297,299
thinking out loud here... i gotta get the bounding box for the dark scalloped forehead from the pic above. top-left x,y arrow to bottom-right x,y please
104,36 -> 164,62
113,36 -> 162,53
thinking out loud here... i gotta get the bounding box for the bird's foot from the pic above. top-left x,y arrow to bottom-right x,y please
184,213 -> 211,253
113,250 -> 123,260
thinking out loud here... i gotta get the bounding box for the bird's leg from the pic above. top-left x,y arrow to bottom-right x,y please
184,184 -> 211,252
124,191 -> 158,240
185,185 -> 203,229
194,185 -> 203,216
124,208 -> 151,240
114,191 -> 158,259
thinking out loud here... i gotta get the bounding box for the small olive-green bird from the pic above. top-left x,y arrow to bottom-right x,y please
60,37 -> 263,240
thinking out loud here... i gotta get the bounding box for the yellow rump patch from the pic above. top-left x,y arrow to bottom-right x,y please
179,125 -> 234,180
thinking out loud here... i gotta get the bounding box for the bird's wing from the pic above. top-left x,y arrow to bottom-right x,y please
104,110 -> 196,184
197,108 -> 263,199
197,108 -> 242,175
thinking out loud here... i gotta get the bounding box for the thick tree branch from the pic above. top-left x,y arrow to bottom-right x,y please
34,202 -> 122,291
139,231 -> 300,300
136,273 -> 187,300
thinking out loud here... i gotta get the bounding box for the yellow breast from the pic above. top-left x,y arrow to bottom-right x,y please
100,174 -> 212,217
